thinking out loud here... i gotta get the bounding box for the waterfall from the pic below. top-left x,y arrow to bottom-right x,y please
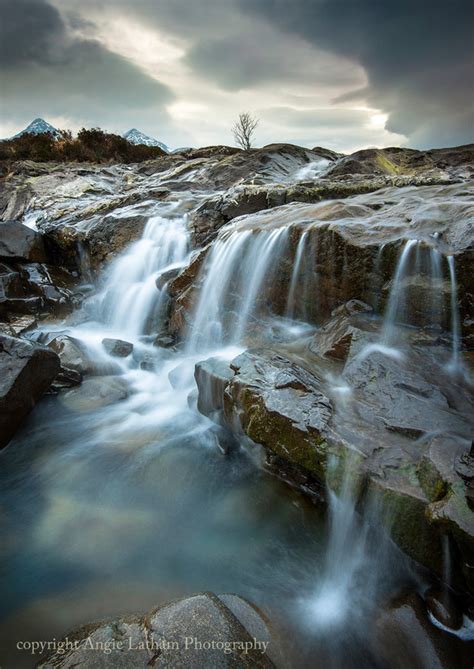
286,231 -> 308,319
447,255 -> 461,371
187,225 -> 289,351
95,215 -> 189,338
380,239 -> 418,347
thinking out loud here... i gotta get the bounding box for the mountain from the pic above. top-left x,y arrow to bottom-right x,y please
123,128 -> 169,152
12,118 -> 61,140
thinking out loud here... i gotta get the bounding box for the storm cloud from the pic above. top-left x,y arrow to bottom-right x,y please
241,0 -> 474,148
0,0 -> 174,137
1,0 -> 472,149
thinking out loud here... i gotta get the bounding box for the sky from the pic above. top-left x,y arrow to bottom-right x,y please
0,0 -> 473,152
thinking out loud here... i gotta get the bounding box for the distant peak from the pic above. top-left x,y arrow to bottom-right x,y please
11,118 -> 61,140
123,128 -> 169,152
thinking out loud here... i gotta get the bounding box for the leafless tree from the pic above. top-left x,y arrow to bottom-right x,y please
232,112 -> 259,150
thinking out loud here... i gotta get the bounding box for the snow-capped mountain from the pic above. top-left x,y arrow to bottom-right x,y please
12,118 -> 61,139
123,128 -> 169,152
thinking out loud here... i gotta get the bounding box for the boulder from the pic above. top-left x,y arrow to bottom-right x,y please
196,350 -> 333,482
0,334 -> 60,448
0,220 -> 49,262
48,335 -> 120,376
60,376 -> 129,412
36,593 -> 278,668
102,338 -> 133,357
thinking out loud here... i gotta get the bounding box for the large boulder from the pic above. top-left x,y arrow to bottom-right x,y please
36,593 -> 278,668
197,350 -> 334,482
0,334 -> 60,448
0,220 -> 49,263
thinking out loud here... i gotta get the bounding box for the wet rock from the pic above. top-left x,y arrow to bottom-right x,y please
0,220 -> 49,262
48,335 -> 120,376
60,376 -> 129,412
4,314 -> 37,335
51,366 -> 82,391
327,144 -> 474,177
424,586 -> 463,630
196,350 -> 333,481
0,334 -> 60,448
84,214 -> 148,268
194,356 -> 235,420
153,333 -> 175,348
309,300 -> 373,360
373,591 -> 470,669
37,592 -> 277,668
102,338 -> 133,357
343,350 -> 470,439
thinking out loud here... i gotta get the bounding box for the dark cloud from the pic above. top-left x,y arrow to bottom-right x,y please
240,0 -> 474,148
0,0 -> 174,134
0,0 -> 65,66
186,33 -> 359,91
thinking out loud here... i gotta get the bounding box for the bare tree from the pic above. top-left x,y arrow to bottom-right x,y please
232,112 -> 259,150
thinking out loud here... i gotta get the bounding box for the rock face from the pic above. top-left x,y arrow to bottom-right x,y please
168,181 -> 474,344
0,221 -> 79,323
37,593 -> 277,669
194,307 -> 474,591
0,334 -> 60,448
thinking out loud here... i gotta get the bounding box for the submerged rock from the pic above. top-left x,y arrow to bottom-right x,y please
0,334 -> 59,448
102,338 -> 133,357
36,593 -> 277,668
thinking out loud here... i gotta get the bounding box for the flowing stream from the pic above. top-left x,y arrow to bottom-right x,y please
0,193 -> 469,668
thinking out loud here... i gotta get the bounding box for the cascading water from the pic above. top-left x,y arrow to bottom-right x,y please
187,225 -> 289,351
447,255 -> 461,371
95,214 -> 189,338
286,230 -> 308,319
380,238 -> 418,347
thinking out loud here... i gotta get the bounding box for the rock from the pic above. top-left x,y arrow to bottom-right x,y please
373,591 -> 469,669
50,366 -> 82,392
102,338 -> 133,357
0,220 -> 49,262
424,586 -> 463,630
196,350 -> 333,481
194,356 -> 235,420
343,350 -> 470,439
327,144 -> 474,177
60,376 -> 129,412
36,593 -> 278,668
0,334 -> 60,448
309,300 -> 373,360
48,335 -> 120,376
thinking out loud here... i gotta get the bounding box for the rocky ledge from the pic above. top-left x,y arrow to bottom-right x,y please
194,301 -> 474,593
36,593 -> 278,668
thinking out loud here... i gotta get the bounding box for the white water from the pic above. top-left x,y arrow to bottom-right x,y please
94,214 -> 189,338
187,225 -> 289,351
447,255 -> 461,371
380,239 -> 418,347
293,158 -> 330,181
286,231 -> 308,319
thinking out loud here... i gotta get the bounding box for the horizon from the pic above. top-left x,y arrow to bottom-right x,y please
5,116 -> 474,154
1,0 -> 473,154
